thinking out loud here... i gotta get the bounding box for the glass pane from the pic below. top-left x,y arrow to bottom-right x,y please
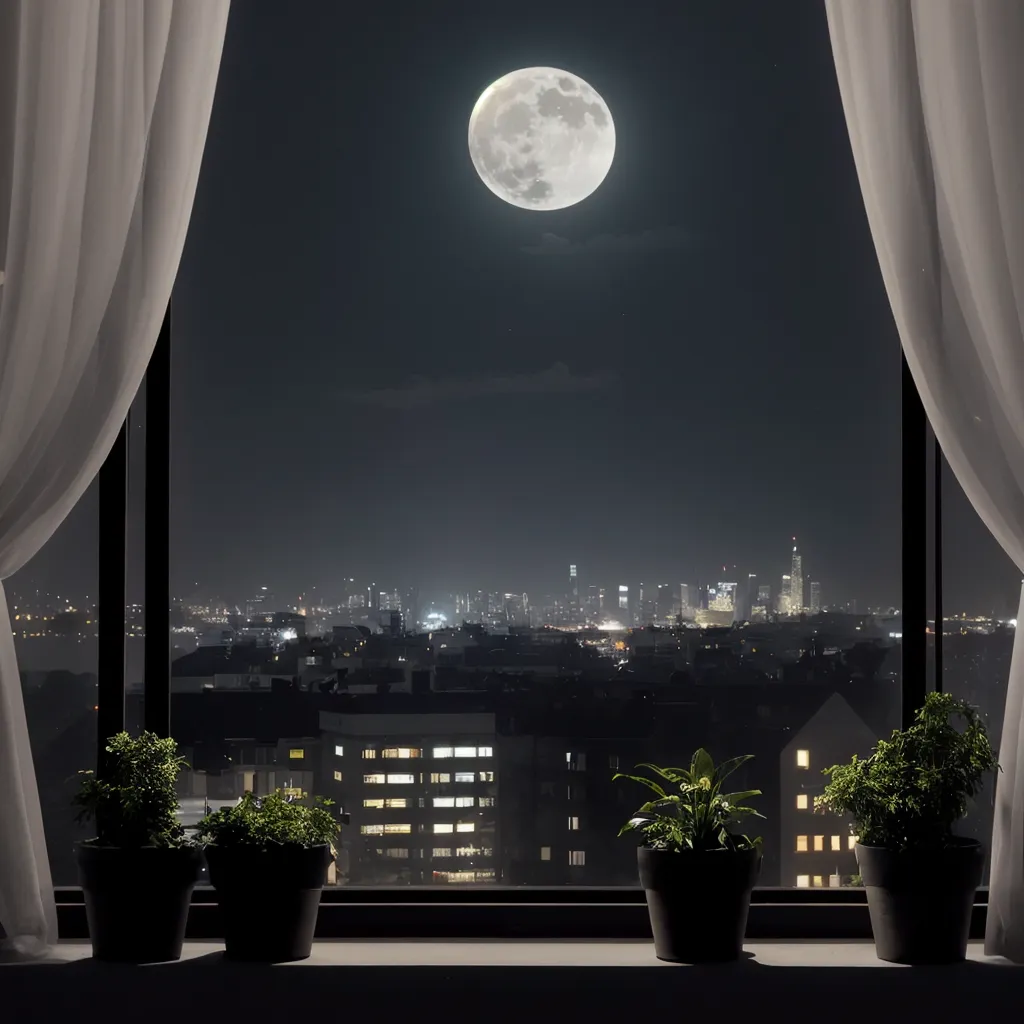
13,482 -> 98,886
940,460 -> 1017,882
171,0 -> 900,886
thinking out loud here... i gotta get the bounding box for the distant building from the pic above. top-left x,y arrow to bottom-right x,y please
809,582 -> 822,614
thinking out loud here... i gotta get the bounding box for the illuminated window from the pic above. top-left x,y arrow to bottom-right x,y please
796,875 -> 810,888
364,798 -> 385,809
455,796 -> 474,808
478,746 -> 493,758
796,749 -> 810,769
831,835 -> 841,852
813,835 -> 824,852
382,747 -> 421,759
333,770 -> 343,782
454,746 -> 476,757
795,794 -> 808,810
813,875 -> 823,887
334,745 -> 344,757
796,835 -> 808,852
385,798 -> 407,808
384,823 -> 411,834
569,850 -> 586,866
288,748 -> 304,759
568,816 -> 580,830
456,846 -> 482,857
363,749 -> 377,759
364,773 -> 386,784
848,835 -> 859,850
479,771 -> 494,782
433,797 -> 455,808
456,822 -> 475,833
433,747 -> 454,759
433,823 -> 454,834
432,847 -> 452,857
430,772 -> 451,784
386,774 -> 415,784
282,787 -> 302,799
478,797 -> 495,808
361,824 -> 384,835
383,848 -> 408,859
540,846 -> 551,861
454,771 -> 475,783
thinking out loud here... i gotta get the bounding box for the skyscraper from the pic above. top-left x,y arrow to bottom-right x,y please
618,585 -> 629,613
790,539 -> 804,614
568,564 -> 579,621
780,574 -> 792,615
809,581 -> 821,614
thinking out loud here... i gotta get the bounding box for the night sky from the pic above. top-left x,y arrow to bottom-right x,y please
14,0 -> 1022,616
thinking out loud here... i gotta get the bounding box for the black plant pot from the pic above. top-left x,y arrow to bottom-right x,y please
637,846 -> 761,962
857,838 -> 983,964
204,844 -> 331,962
77,843 -> 202,963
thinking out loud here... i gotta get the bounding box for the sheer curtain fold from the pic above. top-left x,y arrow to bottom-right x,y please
0,0 -> 229,957
825,0 -> 1024,959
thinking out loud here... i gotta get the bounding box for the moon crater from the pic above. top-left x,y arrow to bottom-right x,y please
468,67 -> 615,211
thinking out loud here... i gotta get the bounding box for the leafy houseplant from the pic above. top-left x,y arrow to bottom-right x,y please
616,749 -> 764,962
74,732 -> 201,962
195,790 -> 341,961
817,692 -> 999,963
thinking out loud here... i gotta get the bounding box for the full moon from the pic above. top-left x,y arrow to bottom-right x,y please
468,67 -> 615,211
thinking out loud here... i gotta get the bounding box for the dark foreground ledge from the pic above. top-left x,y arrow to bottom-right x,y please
3,941 -> 1022,1022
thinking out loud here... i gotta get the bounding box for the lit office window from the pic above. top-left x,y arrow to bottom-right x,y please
333,770 -> 343,782
334,745 -> 344,757
454,746 -> 477,757
540,847 -> 551,861
386,774 -> 415,784
478,797 -> 495,808
813,835 -> 824,852
568,816 -> 580,830
364,774 -> 386,784
363,749 -> 377,759
569,850 -> 586,866
383,848 -> 409,859
454,771 -> 475,783
430,772 -> 450,784
796,835 -> 808,852
384,823 -> 411,834
364,799 -> 385,809
456,846 -> 480,857
848,835 -> 859,850
479,771 -> 494,782
288,748 -> 304,759
813,875 -> 823,887
433,747 -> 454,759
433,823 -> 454,834
796,749 -> 810,769
361,824 -> 384,835
385,798 -> 407,808
432,847 -> 452,857
456,822 -> 475,833
831,835 -> 841,852
478,746 -> 493,758
382,747 -> 421,759
795,794 -> 808,810
455,796 -> 474,807
433,797 -> 455,808
796,875 -> 810,888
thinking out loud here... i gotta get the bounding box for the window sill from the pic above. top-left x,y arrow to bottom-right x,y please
18,938 -> 1022,968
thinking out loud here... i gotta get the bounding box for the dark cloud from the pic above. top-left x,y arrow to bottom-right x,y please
521,226 -> 697,256
345,362 -> 612,410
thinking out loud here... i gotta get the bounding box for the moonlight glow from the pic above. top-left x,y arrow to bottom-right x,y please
468,67 -> 615,211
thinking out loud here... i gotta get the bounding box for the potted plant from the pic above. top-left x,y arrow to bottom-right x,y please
194,789 -> 340,961
817,692 -> 999,964
615,749 -> 763,962
74,731 -> 202,962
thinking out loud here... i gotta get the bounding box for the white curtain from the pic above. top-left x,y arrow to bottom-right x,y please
0,0 -> 229,957
825,0 -> 1024,959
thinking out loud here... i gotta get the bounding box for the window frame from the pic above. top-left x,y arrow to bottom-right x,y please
84,319 -> 937,937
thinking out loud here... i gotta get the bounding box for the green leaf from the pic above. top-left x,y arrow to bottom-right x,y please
691,748 -> 715,781
613,772 -> 668,799
721,789 -> 762,805
715,754 -> 755,784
